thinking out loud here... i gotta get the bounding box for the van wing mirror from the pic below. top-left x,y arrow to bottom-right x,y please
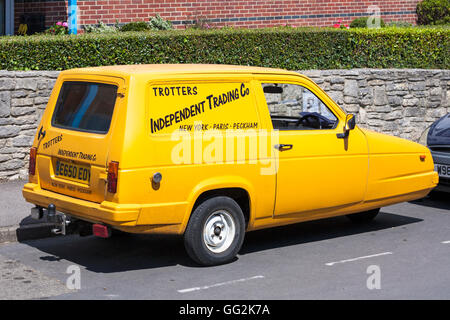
345,114 -> 356,131
337,114 -> 356,139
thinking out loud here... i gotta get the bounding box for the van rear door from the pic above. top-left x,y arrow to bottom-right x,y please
35,75 -> 126,203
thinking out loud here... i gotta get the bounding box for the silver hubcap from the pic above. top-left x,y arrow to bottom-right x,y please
203,210 -> 236,253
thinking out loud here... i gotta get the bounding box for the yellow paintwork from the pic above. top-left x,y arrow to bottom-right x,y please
22,64 -> 438,235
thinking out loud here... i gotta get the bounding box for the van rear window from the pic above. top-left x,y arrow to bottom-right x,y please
52,82 -> 118,134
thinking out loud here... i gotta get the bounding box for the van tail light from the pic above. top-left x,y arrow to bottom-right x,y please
92,224 -> 111,238
107,161 -> 119,193
28,147 -> 37,176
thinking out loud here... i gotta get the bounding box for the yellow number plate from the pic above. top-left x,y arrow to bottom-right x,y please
55,159 -> 91,184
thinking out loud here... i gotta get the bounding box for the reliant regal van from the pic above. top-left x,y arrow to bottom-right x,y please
23,64 -> 438,265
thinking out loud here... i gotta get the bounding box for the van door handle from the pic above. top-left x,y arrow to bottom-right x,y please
275,144 -> 293,151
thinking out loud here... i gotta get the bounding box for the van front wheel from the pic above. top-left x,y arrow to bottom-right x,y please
184,196 -> 245,266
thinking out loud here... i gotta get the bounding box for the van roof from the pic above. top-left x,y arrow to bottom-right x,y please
62,64 -> 302,77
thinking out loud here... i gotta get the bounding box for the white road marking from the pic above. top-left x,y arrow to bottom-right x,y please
442,241 -> 450,244
177,275 -> 265,293
325,252 -> 393,266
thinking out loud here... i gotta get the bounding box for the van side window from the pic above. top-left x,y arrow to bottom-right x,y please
261,83 -> 338,130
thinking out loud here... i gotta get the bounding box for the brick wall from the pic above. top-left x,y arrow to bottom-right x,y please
14,0 -> 421,33
78,0 -> 420,28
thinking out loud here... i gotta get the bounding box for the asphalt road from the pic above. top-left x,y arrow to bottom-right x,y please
0,194 -> 449,300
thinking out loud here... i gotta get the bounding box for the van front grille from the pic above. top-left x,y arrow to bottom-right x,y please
430,146 -> 450,154
439,177 -> 450,187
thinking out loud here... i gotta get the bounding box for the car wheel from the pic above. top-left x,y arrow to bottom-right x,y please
346,208 -> 380,223
428,190 -> 446,200
184,196 -> 246,266
111,228 -> 130,237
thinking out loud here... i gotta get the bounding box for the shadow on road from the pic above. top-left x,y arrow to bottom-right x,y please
240,211 -> 422,255
23,233 -> 193,272
20,210 -> 422,273
409,193 -> 450,211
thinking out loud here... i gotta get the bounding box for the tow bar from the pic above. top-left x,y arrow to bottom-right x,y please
31,204 -> 73,235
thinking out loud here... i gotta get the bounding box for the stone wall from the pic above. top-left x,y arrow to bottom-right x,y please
0,71 -> 59,181
0,69 -> 449,181
304,69 -> 449,142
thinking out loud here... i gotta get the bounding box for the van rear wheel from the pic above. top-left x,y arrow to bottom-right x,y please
346,208 -> 380,223
184,196 -> 245,266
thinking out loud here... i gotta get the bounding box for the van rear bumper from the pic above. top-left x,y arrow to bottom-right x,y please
22,183 -> 140,227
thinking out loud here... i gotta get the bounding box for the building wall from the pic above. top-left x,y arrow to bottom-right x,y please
78,0 -> 420,28
13,0 -> 421,33
0,68 -> 448,181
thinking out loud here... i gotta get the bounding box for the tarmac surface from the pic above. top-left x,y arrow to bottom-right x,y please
0,184 -> 448,299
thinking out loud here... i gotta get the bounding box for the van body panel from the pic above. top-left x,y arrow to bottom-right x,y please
31,72 -> 129,204
22,183 -> 140,226
362,129 -> 437,201
253,75 -> 369,217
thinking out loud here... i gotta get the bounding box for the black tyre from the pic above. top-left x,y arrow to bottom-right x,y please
346,208 -> 380,223
428,190 -> 447,200
111,228 -> 130,237
184,196 -> 246,266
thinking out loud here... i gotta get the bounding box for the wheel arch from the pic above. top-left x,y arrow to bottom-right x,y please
181,177 -> 255,234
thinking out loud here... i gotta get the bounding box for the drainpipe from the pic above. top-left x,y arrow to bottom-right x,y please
5,0 -> 14,35
68,0 -> 77,35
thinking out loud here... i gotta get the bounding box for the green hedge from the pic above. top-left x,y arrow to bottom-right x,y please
0,27 -> 448,71
417,0 -> 450,25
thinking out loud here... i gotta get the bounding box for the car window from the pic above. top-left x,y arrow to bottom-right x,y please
261,83 -> 338,130
52,81 -> 118,134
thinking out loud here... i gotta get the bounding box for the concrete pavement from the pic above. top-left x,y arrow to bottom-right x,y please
0,180 -> 54,243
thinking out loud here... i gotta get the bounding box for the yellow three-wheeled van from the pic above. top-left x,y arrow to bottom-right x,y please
23,64 -> 438,265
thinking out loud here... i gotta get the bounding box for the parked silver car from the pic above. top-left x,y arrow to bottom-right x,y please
422,113 -> 450,193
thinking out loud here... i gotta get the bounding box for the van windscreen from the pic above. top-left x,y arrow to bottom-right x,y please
52,81 -> 118,134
